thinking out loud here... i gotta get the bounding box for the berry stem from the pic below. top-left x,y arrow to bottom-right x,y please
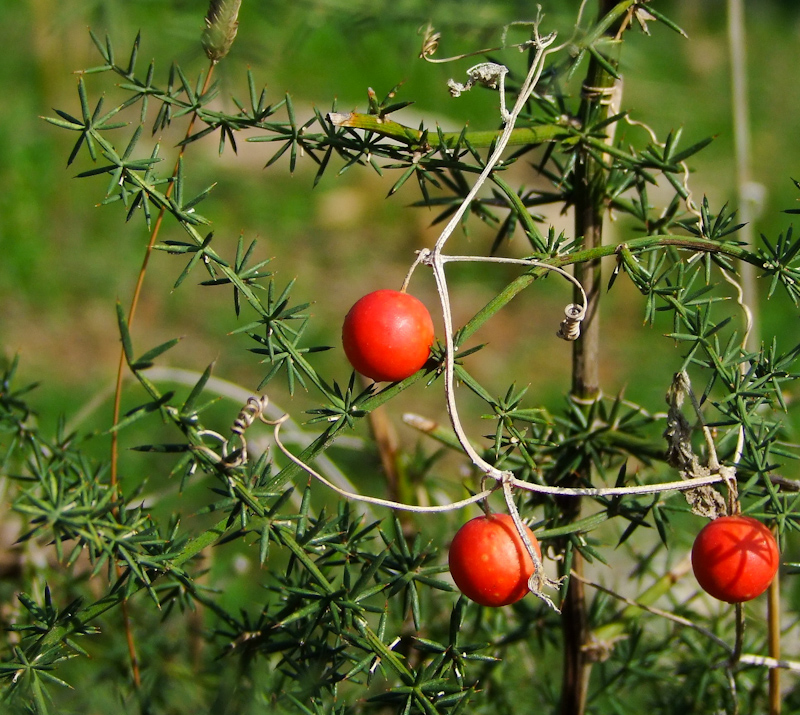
768,548 -> 782,715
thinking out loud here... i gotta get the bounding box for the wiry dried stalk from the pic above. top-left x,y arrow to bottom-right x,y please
109,13 -> 228,687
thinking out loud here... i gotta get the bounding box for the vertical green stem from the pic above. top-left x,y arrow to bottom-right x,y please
560,3 -> 624,713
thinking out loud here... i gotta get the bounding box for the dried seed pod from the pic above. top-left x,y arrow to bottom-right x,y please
202,0 -> 242,63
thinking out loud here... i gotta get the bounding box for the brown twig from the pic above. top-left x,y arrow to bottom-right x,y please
362,381 -> 413,539
109,61 -> 217,690
768,550 -> 782,715
560,2 -> 622,712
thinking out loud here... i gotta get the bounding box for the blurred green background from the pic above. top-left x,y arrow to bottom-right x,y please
2,0 -> 800,498
3,1 -> 800,709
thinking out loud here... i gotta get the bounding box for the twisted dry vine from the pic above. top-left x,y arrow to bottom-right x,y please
221,15 -> 746,609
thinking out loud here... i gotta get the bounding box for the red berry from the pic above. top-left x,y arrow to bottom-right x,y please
691,515 -> 779,603
448,513 -> 540,607
342,289 -> 435,382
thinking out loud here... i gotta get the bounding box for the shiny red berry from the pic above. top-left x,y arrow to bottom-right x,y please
448,513 -> 540,607
342,289 -> 434,382
691,515 -> 779,603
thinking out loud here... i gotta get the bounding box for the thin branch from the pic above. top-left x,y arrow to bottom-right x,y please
109,61 -> 217,690
327,111 -> 567,149
502,478 -> 562,610
574,571 -> 800,674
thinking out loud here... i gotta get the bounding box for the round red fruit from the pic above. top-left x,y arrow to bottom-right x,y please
342,289 -> 434,382
691,515 -> 779,603
448,513 -> 540,607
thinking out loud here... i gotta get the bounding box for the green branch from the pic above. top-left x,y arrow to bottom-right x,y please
327,111 -> 568,149
457,234 -> 759,345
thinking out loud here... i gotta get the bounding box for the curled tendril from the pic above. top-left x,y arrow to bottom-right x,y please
418,23 -> 441,60
224,394 -> 277,467
556,303 -> 587,341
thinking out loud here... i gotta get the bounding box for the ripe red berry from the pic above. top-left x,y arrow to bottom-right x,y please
342,289 -> 435,382
691,515 -> 779,603
448,513 -> 540,607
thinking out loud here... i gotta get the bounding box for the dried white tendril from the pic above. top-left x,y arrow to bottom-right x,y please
405,249 -> 589,343
187,395 -> 277,471
447,63 -> 511,119
226,395 -> 273,467
211,15 -> 740,612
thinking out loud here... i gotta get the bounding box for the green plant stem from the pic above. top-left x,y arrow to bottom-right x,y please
328,111 -> 569,149
456,233 -> 760,346
732,602 -> 745,664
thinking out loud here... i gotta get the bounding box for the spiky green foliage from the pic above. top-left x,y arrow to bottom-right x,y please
5,2 -> 800,713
